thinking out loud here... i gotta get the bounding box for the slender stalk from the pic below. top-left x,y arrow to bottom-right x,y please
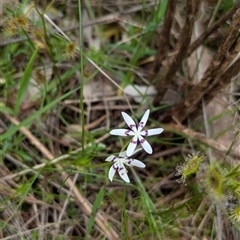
78,0 -> 85,152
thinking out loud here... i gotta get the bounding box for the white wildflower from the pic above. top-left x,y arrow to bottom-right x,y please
105,148 -> 145,183
110,109 -> 163,156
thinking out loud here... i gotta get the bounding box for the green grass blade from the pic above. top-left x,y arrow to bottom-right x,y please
15,47 -> 39,114
85,186 -> 105,239
131,168 -> 165,239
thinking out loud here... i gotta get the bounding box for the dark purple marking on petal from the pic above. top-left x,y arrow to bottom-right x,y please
144,130 -> 148,136
120,171 -> 127,175
131,139 -> 138,144
112,157 -> 116,162
125,130 -> 131,136
119,168 -> 127,175
138,121 -> 144,128
119,167 -> 124,171
140,138 -> 145,144
128,160 -> 132,164
130,124 -> 136,129
113,164 -> 118,170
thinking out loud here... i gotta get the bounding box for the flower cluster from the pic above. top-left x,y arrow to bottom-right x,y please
105,109 -> 163,182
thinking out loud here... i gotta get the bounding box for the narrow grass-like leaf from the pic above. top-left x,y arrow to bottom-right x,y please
78,0 -> 86,152
85,186 -> 105,239
15,47 -> 39,114
131,168 -> 165,239
0,105 -> 15,115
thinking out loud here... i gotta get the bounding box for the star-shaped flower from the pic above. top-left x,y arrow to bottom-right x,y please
105,148 -> 145,183
110,109 -> 163,156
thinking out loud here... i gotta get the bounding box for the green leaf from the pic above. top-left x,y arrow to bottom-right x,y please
85,186 -> 105,239
15,47 -> 39,114
0,105 -> 15,115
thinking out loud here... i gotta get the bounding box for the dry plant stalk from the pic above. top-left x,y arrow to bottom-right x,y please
167,124 -> 239,159
153,0 -> 199,105
187,2 -> 240,56
148,0 -> 177,81
172,9 -> 240,122
190,55 -> 240,120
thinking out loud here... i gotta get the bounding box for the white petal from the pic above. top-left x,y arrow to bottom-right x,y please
126,136 -> 138,156
140,128 -> 164,136
139,136 -> 153,154
138,109 -> 150,131
110,129 -> 133,136
105,155 -> 116,162
119,151 -> 127,158
131,148 -> 143,156
108,165 -> 116,181
125,159 -> 146,168
122,112 -> 137,131
118,168 -> 130,183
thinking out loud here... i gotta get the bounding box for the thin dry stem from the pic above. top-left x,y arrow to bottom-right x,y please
153,0 -> 198,105
166,123 -> 239,159
148,0 -> 177,82
187,2 -> 240,56
171,9 -> 240,122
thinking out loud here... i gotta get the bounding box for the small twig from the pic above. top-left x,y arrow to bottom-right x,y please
166,123 -> 239,159
55,173 -> 79,235
190,205 -> 214,240
191,199 -> 207,226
